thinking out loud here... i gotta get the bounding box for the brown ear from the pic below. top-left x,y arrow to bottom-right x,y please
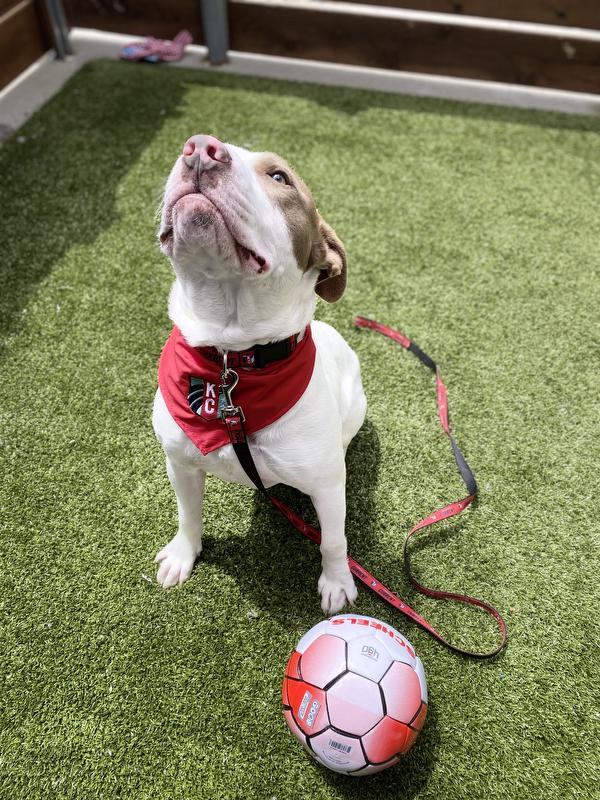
310,218 -> 347,303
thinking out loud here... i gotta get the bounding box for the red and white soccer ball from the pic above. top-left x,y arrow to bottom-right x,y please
282,614 -> 428,775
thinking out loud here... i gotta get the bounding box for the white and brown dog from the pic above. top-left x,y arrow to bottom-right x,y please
153,135 -> 367,614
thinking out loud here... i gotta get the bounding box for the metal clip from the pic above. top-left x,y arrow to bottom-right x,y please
220,355 -> 245,422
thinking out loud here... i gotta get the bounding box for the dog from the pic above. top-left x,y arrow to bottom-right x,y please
153,134 -> 367,614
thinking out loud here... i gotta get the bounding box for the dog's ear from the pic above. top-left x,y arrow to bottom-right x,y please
309,217 -> 347,303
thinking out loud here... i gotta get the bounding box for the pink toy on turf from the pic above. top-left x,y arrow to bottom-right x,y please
119,30 -> 193,63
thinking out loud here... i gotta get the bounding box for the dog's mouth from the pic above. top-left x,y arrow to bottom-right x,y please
160,192 -> 268,274
237,245 -> 267,274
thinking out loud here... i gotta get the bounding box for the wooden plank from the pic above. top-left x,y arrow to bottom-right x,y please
0,0 -> 25,15
62,0 -> 204,42
228,2 -> 600,93
0,0 -> 32,21
333,1 -> 600,30
0,0 -> 47,91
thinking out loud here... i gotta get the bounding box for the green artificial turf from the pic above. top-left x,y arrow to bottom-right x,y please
1,60 -> 599,800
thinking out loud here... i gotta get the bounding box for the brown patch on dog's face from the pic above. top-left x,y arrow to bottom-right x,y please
252,152 -> 348,302
252,153 -> 321,271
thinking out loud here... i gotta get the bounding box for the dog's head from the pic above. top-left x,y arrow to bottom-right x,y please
158,135 -> 346,303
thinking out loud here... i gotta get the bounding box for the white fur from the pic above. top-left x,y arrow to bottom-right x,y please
153,139 -> 367,613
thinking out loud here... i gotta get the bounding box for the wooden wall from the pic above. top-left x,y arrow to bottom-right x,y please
228,2 -> 600,93
60,0 -> 600,94
333,1 -> 600,29
0,0 -> 53,91
62,0 -> 203,42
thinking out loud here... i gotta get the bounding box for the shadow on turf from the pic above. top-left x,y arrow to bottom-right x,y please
202,415 -> 438,795
0,61 -> 186,352
202,417 -> 382,624
174,69 -> 600,135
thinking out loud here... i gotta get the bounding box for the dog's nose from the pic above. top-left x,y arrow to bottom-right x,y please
182,135 -> 231,170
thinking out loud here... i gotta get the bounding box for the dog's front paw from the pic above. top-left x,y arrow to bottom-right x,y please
154,532 -> 201,588
318,568 -> 358,615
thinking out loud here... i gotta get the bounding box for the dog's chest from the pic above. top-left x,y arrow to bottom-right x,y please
153,384 -> 288,489
153,320 -> 364,496
157,325 -> 316,457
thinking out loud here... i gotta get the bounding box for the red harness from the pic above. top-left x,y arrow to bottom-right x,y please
158,325 -> 316,454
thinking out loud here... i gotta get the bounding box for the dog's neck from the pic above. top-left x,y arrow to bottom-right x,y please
169,269 -> 318,351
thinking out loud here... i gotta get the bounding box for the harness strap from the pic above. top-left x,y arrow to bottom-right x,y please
222,317 -> 508,659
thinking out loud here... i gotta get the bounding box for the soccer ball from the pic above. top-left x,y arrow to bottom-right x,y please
282,614 -> 427,775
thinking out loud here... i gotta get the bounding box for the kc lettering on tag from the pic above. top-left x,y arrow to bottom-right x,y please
188,377 -> 226,420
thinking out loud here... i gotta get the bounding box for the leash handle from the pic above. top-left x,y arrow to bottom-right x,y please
223,318 -> 508,659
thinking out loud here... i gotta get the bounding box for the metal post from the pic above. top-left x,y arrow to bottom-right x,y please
44,0 -> 73,58
200,0 -> 230,65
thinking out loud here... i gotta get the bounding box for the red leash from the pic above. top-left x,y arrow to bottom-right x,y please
222,317 -> 508,659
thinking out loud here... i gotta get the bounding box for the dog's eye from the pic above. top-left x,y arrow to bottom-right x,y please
269,171 -> 290,185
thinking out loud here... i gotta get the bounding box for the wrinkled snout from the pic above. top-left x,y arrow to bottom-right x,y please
160,134 -> 289,278
182,134 -> 231,172
159,134 -> 236,254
